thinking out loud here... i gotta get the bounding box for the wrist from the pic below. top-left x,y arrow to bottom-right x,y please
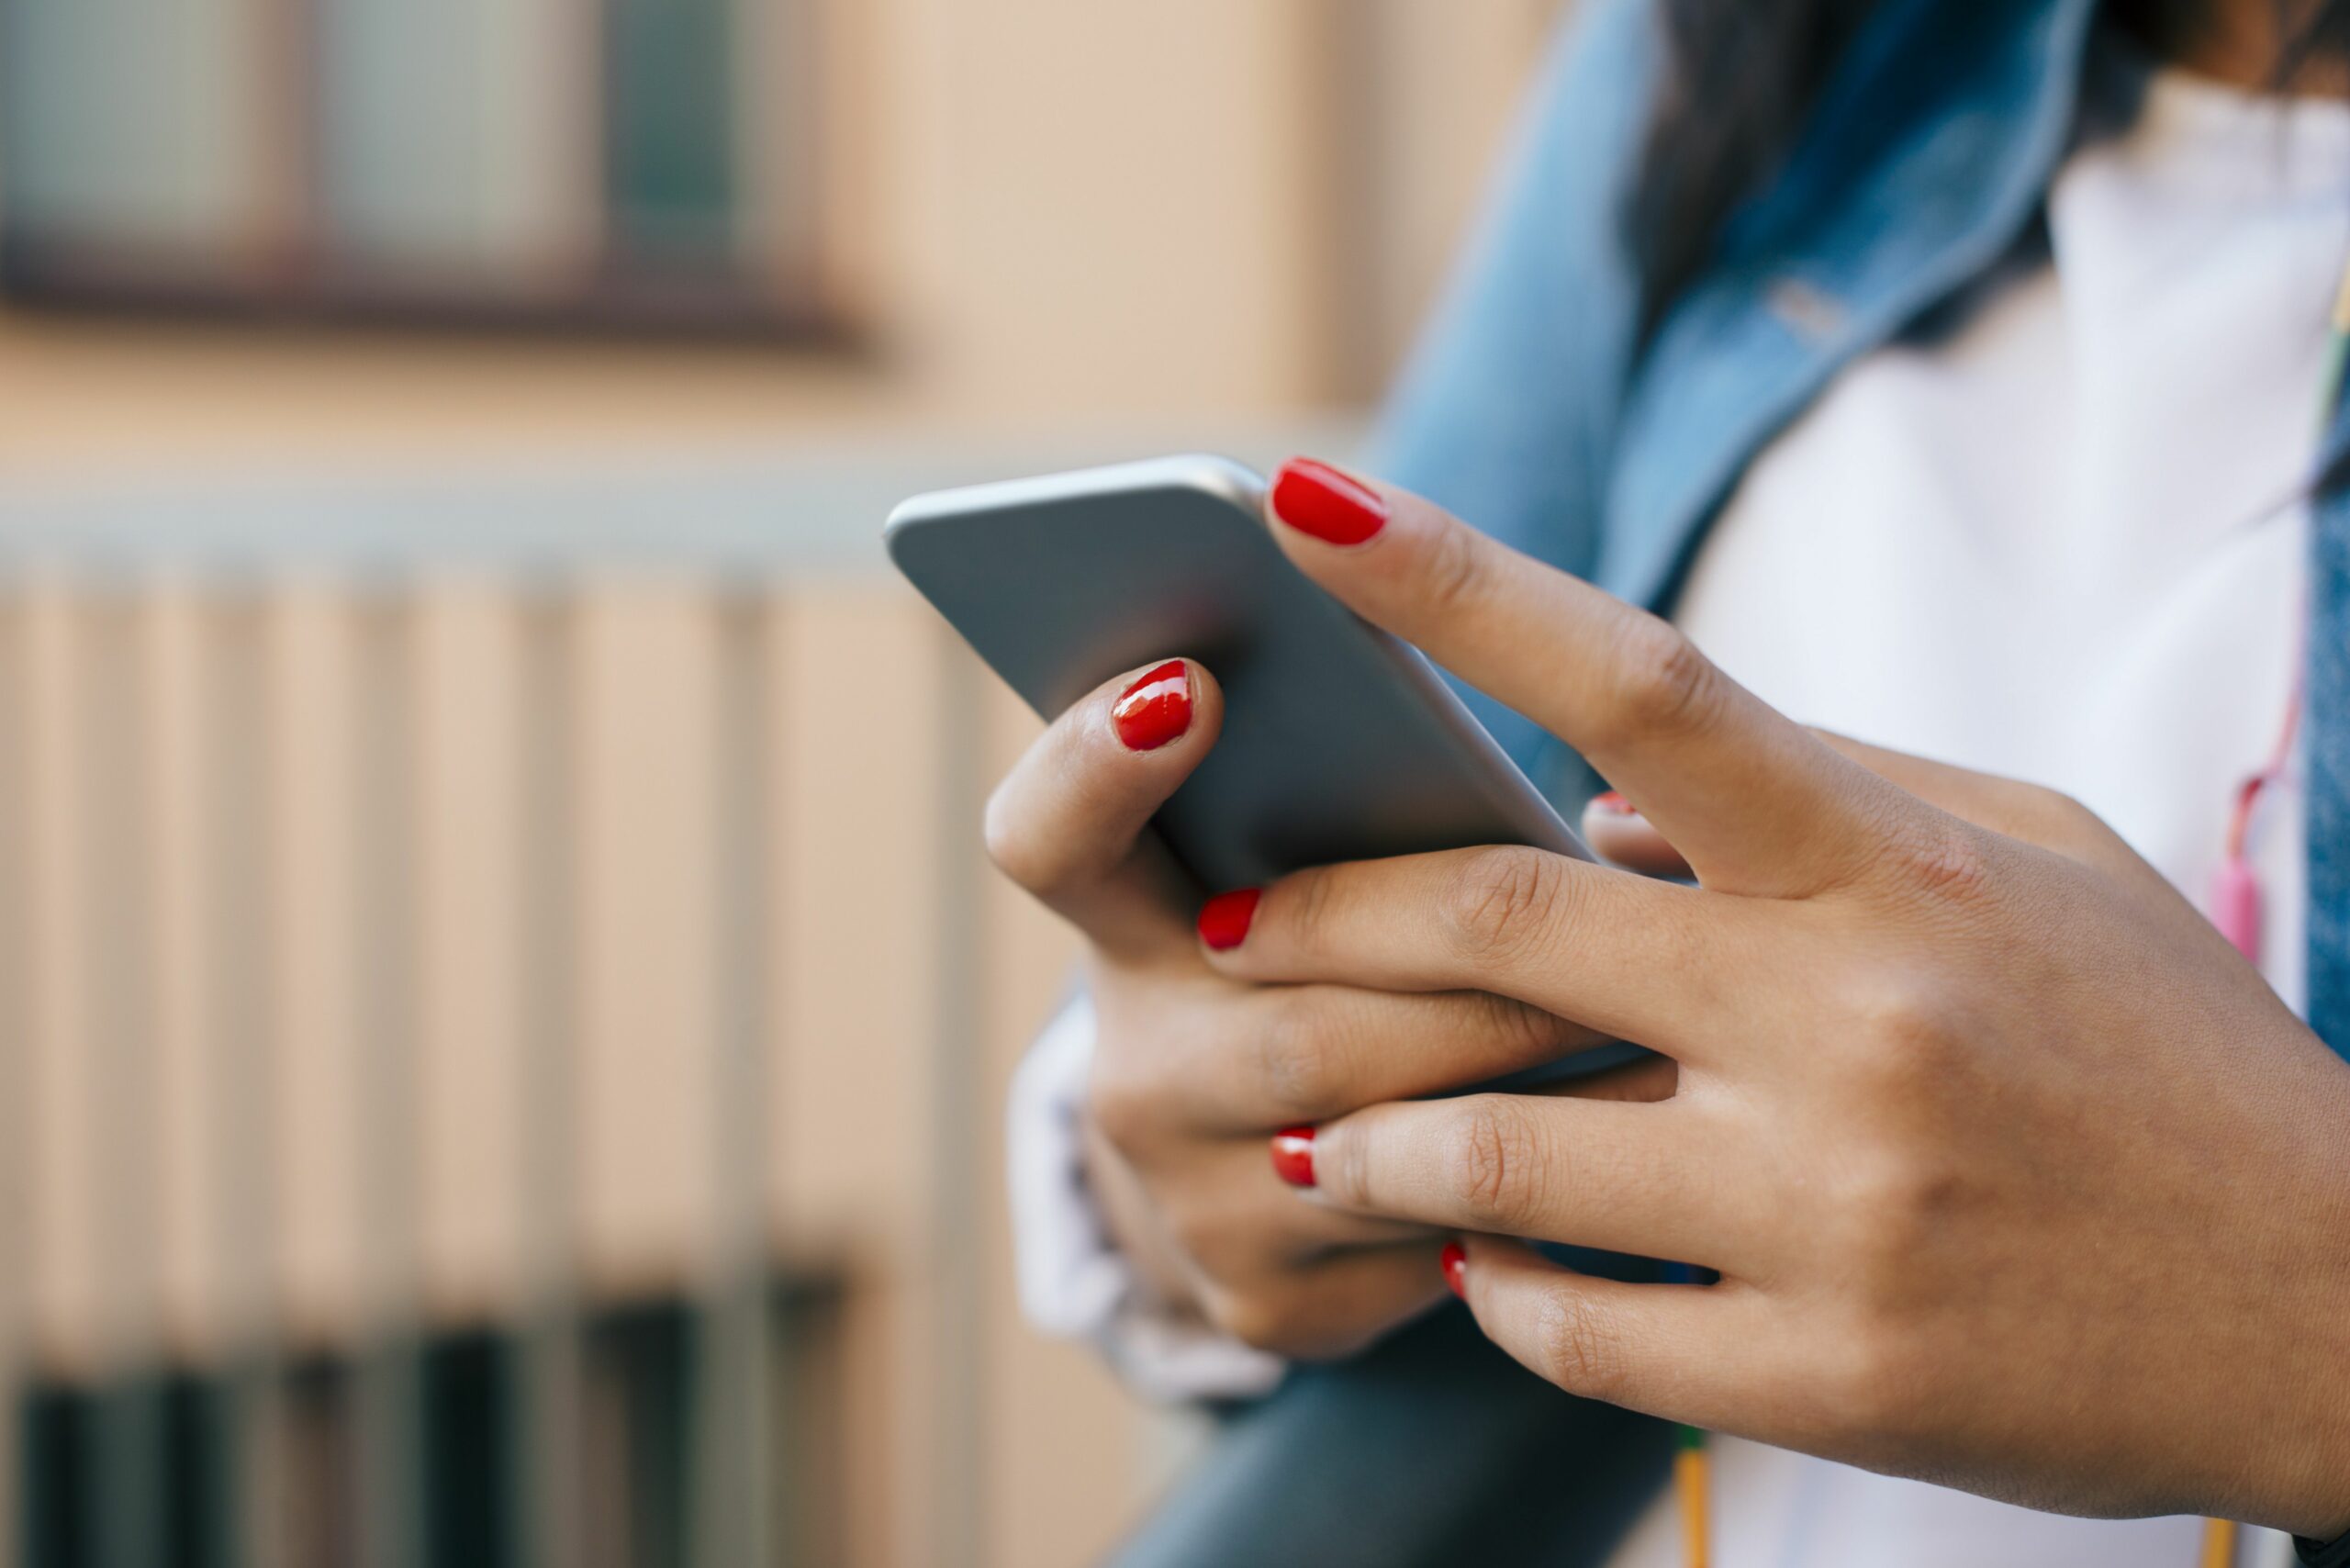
2272,1327 -> 2350,1543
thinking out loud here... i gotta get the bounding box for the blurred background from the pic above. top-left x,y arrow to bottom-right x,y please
0,1 -> 1565,1563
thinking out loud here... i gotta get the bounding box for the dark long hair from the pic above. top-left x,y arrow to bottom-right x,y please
1635,0 -> 2350,320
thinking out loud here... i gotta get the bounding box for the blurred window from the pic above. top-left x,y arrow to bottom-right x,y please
14,1277 -> 850,1568
19,1383 -> 89,1568
422,1334 -> 516,1568
767,1278 -> 850,1567
19,1378 -> 236,1568
275,1361 -> 359,1568
582,1303 -> 691,1568
0,0 -> 838,336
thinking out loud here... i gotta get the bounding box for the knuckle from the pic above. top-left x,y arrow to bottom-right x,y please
1438,846 -> 1570,966
1209,1288 -> 1316,1358
1883,815 -> 1996,910
1476,991 -> 1571,1061
2031,789 -> 2122,861
1203,1289 -> 1280,1351
1816,1133 -> 1972,1337
1534,1289 -> 1627,1399
1444,1096 -> 1548,1231
2023,782 -> 2092,834
1830,1142 -> 1964,1266
1810,1307 -> 1941,1438
1309,1120 -> 1380,1208
1417,517 -> 1488,616
1278,867 -> 1337,956
1167,1210 -> 1254,1284
979,779 -> 1058,893
1598,616 -> 1722,747
1082,1057 -> 1160,1156
1838,966 -> 1973,1097
1256,997 -> 1348,1119
1815,1324 -> 1911,1433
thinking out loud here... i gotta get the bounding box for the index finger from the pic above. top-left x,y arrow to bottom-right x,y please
1263,459 -> 1899,897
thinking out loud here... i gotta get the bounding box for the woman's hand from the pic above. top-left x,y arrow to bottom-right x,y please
1217,458 -> 2350,1534
984,655 -> 1664,1358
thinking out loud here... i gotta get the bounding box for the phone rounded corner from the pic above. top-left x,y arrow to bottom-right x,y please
879,497 -> 928,553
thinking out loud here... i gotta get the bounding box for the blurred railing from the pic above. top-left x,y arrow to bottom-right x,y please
0,425 -> 1351,1568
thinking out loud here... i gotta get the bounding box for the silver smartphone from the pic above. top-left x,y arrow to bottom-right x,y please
884,454 -> 1594,891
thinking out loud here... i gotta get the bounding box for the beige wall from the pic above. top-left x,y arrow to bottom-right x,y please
0,1 -> 1561,483
0,5 -> 1569,1565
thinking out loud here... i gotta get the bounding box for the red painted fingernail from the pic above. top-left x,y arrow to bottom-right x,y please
1270,1125 -> 1316,1188
1592,790 -> 1636,815
1441,1240 -> 1468,1300
1113,660 -> 1192,751
1197,888 -> 1261,950
1270,458 -> 1389,545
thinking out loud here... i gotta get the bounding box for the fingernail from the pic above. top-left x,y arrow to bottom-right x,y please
1197,888 -> 1261,950
1270,1125 -> 1316,1188
1591,790 -> 1637,816
1270,458 -> 1388,545
1441,1240 -> 1468,1300
1113,660 -> 1192,751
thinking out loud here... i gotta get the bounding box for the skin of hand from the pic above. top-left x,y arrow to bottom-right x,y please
982,653 -> 1667,1358
1209,458 -> 2350,1537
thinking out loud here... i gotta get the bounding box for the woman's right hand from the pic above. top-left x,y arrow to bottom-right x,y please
987,656 -> 1662,1359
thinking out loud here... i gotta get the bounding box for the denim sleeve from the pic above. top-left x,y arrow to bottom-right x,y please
1365,0 -> 1661,790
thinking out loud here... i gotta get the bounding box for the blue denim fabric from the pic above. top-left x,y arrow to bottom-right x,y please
2310,397 -> 2350,1057
1371,0 -> 2350,1059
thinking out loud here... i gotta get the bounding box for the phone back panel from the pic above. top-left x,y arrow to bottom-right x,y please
885,455 -> 1589,891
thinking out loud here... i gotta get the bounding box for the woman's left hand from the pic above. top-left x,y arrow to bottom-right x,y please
1228,459 -> 2350,1537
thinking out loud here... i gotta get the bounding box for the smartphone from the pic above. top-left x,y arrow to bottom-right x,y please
883,454 -> 1595,890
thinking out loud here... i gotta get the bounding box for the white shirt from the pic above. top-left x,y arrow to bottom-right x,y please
1007,56 -> 2349,1564
1619,59 -> 2340,1568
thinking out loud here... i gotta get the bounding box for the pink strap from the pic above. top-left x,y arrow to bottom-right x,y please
2208,857 -> 2263,964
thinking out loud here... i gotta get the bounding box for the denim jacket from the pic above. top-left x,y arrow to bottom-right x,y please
1371,0 -> 2350,1062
